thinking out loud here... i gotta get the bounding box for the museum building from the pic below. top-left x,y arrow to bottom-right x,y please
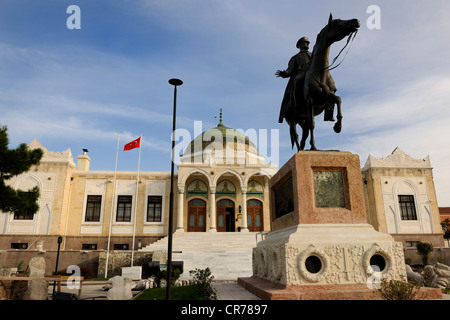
0,116 -> 277,252
0,117 -> 445,254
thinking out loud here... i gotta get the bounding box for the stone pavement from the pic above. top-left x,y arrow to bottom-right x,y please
212,281 -> 261,300
49,280 -> 449,300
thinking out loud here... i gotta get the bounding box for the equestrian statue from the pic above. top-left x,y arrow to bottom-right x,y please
276,14 -> 360,151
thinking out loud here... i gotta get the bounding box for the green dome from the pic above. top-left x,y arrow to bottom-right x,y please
182,112 -> 259,162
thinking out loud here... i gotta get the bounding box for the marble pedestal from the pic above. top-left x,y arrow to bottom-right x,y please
239,151 -> 407,299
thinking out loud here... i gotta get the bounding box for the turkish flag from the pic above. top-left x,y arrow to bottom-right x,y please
123,137 -> 141,151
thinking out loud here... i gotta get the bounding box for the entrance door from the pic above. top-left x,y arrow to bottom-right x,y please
187,199 -> 206,232
247,199 -> 263,232
217,199 -> 235,232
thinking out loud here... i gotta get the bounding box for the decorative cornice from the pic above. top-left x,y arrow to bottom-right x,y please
362,147 -> 431,171
28,139 -> 75,167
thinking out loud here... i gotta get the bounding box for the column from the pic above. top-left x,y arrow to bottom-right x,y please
209,186 -> 217,232
241,187 -> 249,232
176,186 -> 184,232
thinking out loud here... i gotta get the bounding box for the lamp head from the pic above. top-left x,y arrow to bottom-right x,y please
169,78 -> 183,86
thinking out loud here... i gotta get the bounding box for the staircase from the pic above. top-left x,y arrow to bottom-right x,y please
140,231 -> 261,280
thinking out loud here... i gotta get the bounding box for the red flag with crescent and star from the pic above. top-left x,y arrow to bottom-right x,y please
123,137 -> 141,151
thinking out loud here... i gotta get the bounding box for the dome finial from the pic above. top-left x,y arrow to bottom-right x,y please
218,108 -> 224,126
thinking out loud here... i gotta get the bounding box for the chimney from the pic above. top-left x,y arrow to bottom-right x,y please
77,149 -> 90,171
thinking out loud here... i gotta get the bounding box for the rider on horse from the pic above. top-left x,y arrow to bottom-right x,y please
276,36 -> 312,124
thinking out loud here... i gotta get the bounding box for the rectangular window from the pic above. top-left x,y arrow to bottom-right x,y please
81,244 -> 97,250
85,195 -> 102,222
113,243 -> 129,250
398,195 -> 418,220
405,241 -> 418,248
11,243 -> 28,249
147,196 -> 162,222
13,211 -> 34,220
116,195 -> 132,222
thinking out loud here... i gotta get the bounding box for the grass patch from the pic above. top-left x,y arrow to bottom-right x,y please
134,284 -> 204,300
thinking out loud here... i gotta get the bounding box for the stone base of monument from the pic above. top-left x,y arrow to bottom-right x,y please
239,151 -> 409,300
238,223 -> 408,300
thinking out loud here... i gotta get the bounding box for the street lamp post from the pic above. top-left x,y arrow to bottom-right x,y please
167,78 -> 183,300
52,236 -> 63,297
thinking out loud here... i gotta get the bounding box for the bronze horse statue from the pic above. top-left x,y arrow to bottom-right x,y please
278,14 -> 360,151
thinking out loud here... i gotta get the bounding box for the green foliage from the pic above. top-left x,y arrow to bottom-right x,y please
378,277 -> 422,300
416,241 -> 434,265
189,267 -> 216,300
16,260 -> 24,271
442,219 -> 450,244
0,125 -> 43,217
158,268 -> 181,285
135,284 -> 204,300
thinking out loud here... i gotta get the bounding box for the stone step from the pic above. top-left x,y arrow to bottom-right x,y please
140,231 -> 261,280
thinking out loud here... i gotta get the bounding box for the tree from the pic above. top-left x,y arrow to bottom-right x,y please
442,218 -> 450,247
0,125 -> 43,218
416,241 -> 433,265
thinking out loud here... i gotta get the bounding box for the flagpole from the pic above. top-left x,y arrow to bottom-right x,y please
105,133 -> 120,278
131,133 -> 142,267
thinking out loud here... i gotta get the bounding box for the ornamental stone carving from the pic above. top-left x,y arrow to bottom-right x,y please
253,239 -> 406,286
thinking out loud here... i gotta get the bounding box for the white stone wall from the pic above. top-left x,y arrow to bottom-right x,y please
80,179 -> 108,235
143,180 -> 166,235
0,172 -> 56,235
381,176 -> 434,234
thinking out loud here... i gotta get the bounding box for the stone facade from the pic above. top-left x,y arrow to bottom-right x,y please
1,134 -> 446,283
362,147 -> 444,247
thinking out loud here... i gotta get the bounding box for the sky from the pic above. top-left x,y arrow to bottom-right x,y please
1,0 -> 450,206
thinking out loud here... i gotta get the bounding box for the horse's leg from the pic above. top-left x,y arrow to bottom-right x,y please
331,94 -> 343,133
307,98 -> 317,150
299,120 -> 309,151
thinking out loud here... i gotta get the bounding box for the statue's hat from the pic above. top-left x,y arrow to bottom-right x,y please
296,37 -> 310,48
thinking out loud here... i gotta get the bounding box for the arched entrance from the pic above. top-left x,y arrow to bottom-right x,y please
247,199 -> 263,232
217,199 -> 235,232
187,198 -> 206,232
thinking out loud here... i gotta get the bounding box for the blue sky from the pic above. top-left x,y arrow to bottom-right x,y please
1,0 -> 450,206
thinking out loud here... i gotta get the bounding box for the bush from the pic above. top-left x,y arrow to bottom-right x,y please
378,277 -> 421,300
189,267 -> 216,300
416,242 -> 433,265
158,268 -> 181,286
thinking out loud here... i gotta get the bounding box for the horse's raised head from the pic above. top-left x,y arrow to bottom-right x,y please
326,14 -> 360,43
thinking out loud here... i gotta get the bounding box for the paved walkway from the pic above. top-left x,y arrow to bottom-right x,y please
212,281 -> 261,300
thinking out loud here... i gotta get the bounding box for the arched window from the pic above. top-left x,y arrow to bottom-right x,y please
189,198 -> 206,207
217,199 -> 234,207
